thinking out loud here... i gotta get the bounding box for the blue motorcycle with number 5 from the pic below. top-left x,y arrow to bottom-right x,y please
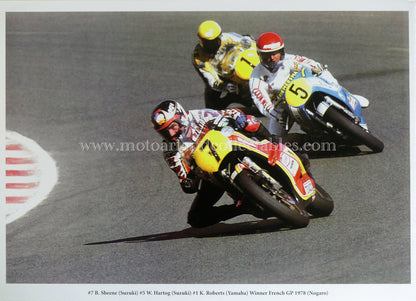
279,67 -> 384,153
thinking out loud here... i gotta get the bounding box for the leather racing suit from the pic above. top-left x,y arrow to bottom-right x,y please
249,53 -> 338,136
193,32 -> 256,110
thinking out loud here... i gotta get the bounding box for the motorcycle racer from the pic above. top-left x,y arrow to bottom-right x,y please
249,31 -> 369,137
193,20 -> 257,111
151,99 -> 276,228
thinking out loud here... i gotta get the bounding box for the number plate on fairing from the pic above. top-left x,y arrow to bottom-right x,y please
193,131 -> 232,173
285,78 -> 312,107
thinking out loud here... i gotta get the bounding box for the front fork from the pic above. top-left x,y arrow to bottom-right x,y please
227,156 -> 313,211
316,96 -> 368,130
232,157 -> 280,193
228,157 -> 296,209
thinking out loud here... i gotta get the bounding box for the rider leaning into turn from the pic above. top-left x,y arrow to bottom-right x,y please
249,31 -> 370,138
151,100 -> 278,228
192,20 -> 256,110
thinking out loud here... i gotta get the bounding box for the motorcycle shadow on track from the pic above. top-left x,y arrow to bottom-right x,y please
84,219 -> 300,245
283,132 -> 378,159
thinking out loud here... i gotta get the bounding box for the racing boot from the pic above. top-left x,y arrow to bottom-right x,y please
299,153 -> 315,181
235,200 -> 273,219
188,204 -> 249,228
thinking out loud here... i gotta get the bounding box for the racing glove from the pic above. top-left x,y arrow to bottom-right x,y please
269,105 -> 287,124
234,114 -> 247,129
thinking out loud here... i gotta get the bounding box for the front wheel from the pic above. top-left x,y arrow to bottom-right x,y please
235,169 -> 309,228
323,106 -> 384,153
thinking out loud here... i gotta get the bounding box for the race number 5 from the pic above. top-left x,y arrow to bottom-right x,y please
285,78 -> 312,107
289,83 -> 309,99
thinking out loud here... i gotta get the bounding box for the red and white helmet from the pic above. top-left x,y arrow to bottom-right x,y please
256,32 -> 284,52
256,32 -> 285,70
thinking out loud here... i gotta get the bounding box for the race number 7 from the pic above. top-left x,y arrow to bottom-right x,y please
201,139 -> 221,162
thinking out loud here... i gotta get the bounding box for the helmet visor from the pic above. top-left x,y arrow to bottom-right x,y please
199,37 -> 221,54
158,121 -> 182,142
258,49 -> 284,69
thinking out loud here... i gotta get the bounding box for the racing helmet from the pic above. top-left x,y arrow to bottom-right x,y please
197,20 -> 222,54
256,32 -> 285,70
151,100 -> 187,142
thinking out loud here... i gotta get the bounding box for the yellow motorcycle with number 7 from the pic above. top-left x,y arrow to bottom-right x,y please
188,121 -> 334,228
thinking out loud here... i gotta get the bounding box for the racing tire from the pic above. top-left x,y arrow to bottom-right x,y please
235,169 -> 309,228
324,106 -> 384,153
306,183 -> 334,217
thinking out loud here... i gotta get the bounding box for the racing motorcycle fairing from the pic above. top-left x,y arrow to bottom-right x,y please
182,121 -> 334,226
281,67 -> 367,128
192,127 -> 315,201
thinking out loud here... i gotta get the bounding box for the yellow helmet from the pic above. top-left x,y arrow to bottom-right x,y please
197,20 -> 222,53
198,20 -> 222,40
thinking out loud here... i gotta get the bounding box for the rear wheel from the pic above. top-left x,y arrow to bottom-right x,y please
324,106 -> 384,153
235,169 -> 309,228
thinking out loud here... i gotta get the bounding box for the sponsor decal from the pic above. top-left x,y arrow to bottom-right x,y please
348,95 -> 357,110
264,42 -> 282,50
155,112 -> 166,125
303,179 -> 314,195
280,152 -> 299,176
205,29 -> 215,38
168,102 -> 175,113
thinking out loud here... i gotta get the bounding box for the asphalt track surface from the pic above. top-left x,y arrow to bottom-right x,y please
6,12 -> 410,285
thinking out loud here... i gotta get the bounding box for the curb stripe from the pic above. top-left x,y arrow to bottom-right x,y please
5,189 -> 35,197
6,157 -> 36,164
6,150 -> 33,157
6,170 -> 36,176
6,196 -> 30,204
6,144 -> 25,150
7,176 -> 40,183
6,183 -> 40,189
5,130 -> 58,224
